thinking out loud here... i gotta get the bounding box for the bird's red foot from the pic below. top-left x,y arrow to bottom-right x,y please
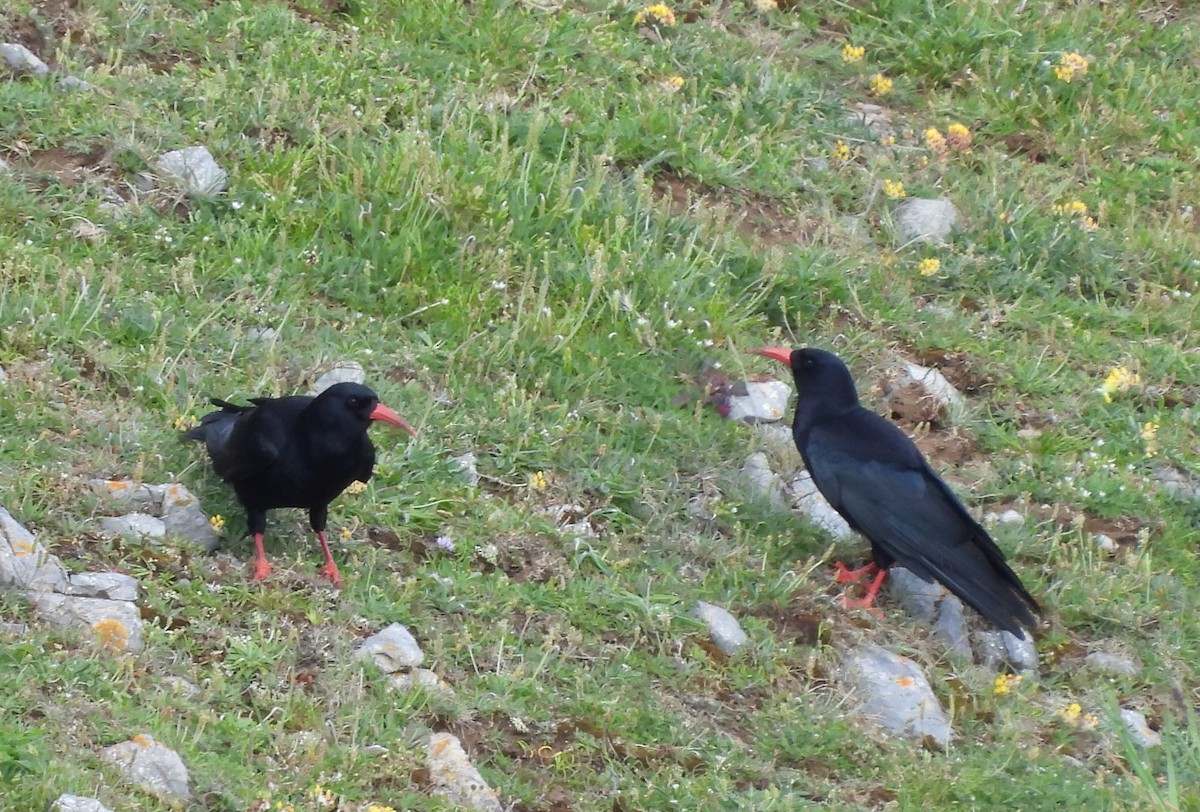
251,532 -> 272,582
319,559 -> 344,588
836,567 -> 888,619
833,561 -> 879,585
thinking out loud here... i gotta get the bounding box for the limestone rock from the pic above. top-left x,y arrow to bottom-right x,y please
726,379 -> 792,424
154,146 -> 227,196
1,42 -> 50,75
98,513 -> 165,540
51,795 -> 115,812
427,732 -> 503,812
356,623 -> 424,671
839,644 -> 951,746
0,507 -> 69,592
784,471 -> 854,539
895,197 -> 958,245
30,592 -> 144,652
311,361 -> 365,394
692,601 -> 749,656
103,734 -> 191,804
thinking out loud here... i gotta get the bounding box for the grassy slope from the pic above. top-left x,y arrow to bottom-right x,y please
1,0 -> 1199,809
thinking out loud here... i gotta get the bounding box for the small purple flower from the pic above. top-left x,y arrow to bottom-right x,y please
435,535 -> 456,552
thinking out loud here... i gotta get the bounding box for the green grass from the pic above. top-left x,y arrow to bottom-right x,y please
2,0 -> 1200,809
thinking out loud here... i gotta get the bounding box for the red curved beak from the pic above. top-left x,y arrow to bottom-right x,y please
747,346 -> 794,366
370,403 -> 418,438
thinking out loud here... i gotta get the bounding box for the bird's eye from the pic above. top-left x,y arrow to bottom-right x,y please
347,397 -> 360,407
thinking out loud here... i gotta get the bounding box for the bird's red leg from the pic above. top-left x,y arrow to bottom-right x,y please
315,531 -> 344,589
251,532 -> 273,582
840,567 -> 888,615
833,561 -> 879,584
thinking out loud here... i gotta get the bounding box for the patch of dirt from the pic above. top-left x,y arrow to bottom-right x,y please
912,348 -> 994,397
650,170 -> 822,247
744,600 -> 827,646
24,144 -> 109,188
2,11 -> 49,58
911,426 -> 975,467
480,533 -> 570,584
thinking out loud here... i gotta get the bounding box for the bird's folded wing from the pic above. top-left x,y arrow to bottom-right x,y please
209,410 -> 288,482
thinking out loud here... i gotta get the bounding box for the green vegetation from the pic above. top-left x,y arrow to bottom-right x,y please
2,0 -> 1198,809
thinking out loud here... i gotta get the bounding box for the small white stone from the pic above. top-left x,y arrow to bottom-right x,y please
1093,533 -> 1118,554
154,146 -> 227,196
692,601 -> 749,656
450,452 -> 480,487
311,361 -> 366,394
726,379 -> 793,424
246,326 -> 280,343
356,623 -> 424,671
895,197 -> 959,245
103,734 -> 192,803
1084,651 -> 1141,678
1118,708 -> 1161,748
0,42 -> 50,75
997,509 -> 1025,525
741,452 -> 782,500
51,795 -> 115,812
427,732 -> 503,812
973,629 -> 1038,673
64,572 -> 139,602
58,74 -> 97,91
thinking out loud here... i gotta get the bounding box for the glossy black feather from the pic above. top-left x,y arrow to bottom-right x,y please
185,382 -> 382,534
782,348 -> 1040,637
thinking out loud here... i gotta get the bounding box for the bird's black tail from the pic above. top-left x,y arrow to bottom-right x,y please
942,528 -> 1040,639
183,398 -> 251,443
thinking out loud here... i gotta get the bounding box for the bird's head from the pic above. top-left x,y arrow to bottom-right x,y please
318,383 -> 418,437
747,346 -> 860,409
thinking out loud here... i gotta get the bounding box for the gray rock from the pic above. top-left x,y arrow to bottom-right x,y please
891,361 -> 965,415
0,506 -> 70,592
29,592 -> 144,652
161,676 -> 201,697
692,601 -> 749,656
311,361 -> 365,394
1155,464 -> 1200,502
388,667 -> 454,696
1084,651 -> 1141,678
356,623 -> 424,671
839,644 -> 951,746
1118,708 -> 1161,748
154,146 -> 227,196
450,452 -> 480,487
1093,534 -> 1118,554
98,513 -> 165,540
88,479 -> 160,511
102,734 -> 191,804
0,159 -> 8,174
246,326 -> 279,343
997,509 -> 1025,525
784,471 -> 854,539
158,483 -> 220,551
741,452 -> 782,501
886,568 -> 972,656
895,197 -> 959,245
58,74 -> 97,92
51,795 -> 115,812
1,42 -> 50,75
63,572 -> 139,602
845,102 -> 893,138
726,380 -> 792,424
427,732 -> 504,812
973,629 -> 1038,673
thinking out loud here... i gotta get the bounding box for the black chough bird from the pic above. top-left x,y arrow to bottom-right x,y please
185,382 -> 417,587
749,346 -> 1039,638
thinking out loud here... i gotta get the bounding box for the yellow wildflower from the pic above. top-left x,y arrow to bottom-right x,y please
366,806 -> 398,812
946,123 -> 972,150
882,178 -> 906,199
340,526 -> 353,540
1054,52 -> 1090,83
1141,421 -> 1160,458
1081,215 -> 1099,231
997,211 -> 1010,223
172,415 -> 195,431
833,139 -> 852,161
1058,702 -> 1082,723
1099,365 -> 1140,403
306,785 -> 337,809
924,127 -> 948,156
881,135 -> 895,146
1052,199 -> 1089,218
209,514 -> 225,532
344,480 -> 368,495
753,0 -> 778,11
918,258 -> 941,277
869,73 -> 893,96
529,470 -> 548,490
993,673 -> 1023,695
635,3 -> 676,26
659,75 -> 685,92
842,43 -> 865,64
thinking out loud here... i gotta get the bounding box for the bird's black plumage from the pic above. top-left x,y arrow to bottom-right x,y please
185,382 -> 416,586
751,347 -> 1040,638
